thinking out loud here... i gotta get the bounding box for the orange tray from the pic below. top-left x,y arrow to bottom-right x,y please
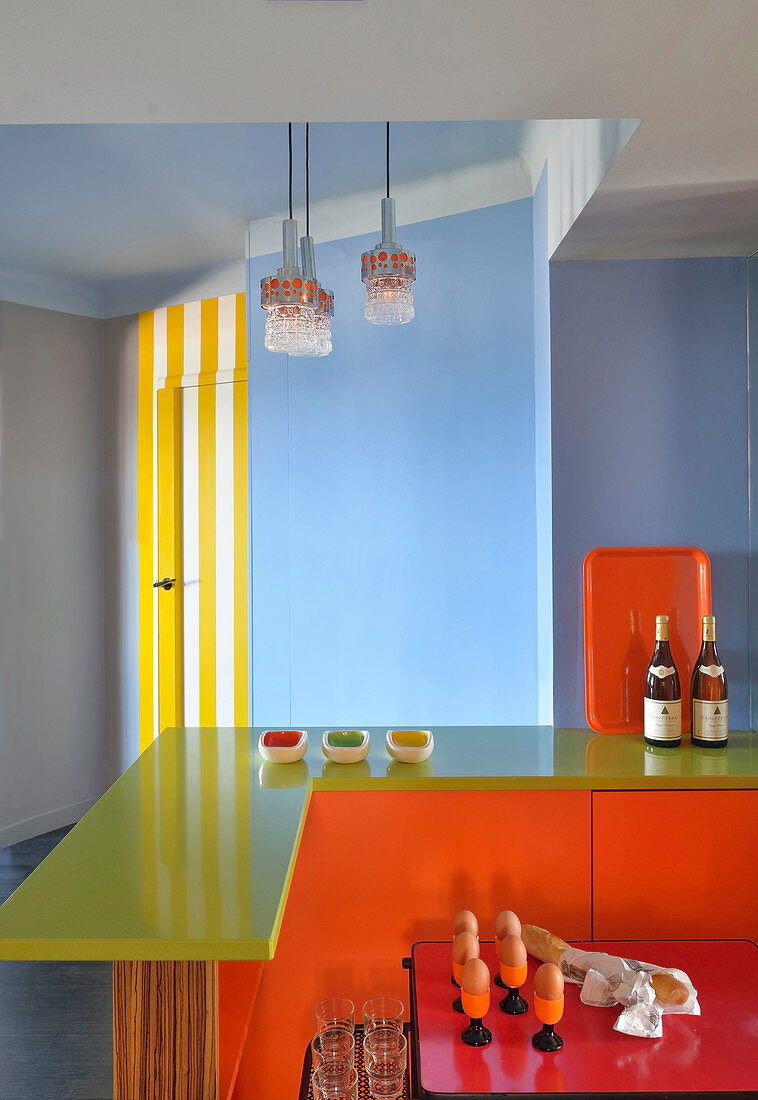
583,546 -> 711,734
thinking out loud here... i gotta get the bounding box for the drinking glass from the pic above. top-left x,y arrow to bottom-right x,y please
363,1027 -> 407,1099
312,1066 -> 359,1100
362,996 -> 404,1036
310,1027 -> 355,1081
314,996 -> 355,1034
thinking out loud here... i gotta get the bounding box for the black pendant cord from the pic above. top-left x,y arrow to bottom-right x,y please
286,122 -> 292,221
306,122 -> 310,237
386,120 -> 390,198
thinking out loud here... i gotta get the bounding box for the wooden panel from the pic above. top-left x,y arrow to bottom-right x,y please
113,960 -> 218,1100
593,790 -> 758,940
233,788 -> 592,1100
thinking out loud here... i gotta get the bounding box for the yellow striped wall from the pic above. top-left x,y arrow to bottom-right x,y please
138,293 -> 249,750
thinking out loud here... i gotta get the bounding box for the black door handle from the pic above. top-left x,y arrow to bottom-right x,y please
153,578 -> 176,591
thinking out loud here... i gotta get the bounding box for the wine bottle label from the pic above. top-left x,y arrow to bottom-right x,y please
698,664 -> 724,677
650,665 -> 676,678
644,697 -> 681,740
692,699 -> 728,741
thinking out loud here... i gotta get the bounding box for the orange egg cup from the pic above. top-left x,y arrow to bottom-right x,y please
532,994 -> 565,1053
498,962 -> 529,1015
460,989 -> 492,1047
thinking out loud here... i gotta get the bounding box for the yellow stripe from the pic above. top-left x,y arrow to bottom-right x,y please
139,739 -> 159,935
159,731 -> 188,938
198,298 -> 218,725
234,292 -> 247,381
138,312 -> 155,752
165,303 -> 184,388
157,387 -> 184,730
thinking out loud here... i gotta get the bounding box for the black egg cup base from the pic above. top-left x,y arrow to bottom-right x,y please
532,1024 -> 563,1053
499,988 -> 528,1015
461,1019 -> 492,1047
452,995 -> 464,1013
494,973 -> 506,988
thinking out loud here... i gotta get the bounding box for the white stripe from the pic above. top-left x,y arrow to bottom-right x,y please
178,368 -> 236,387
153,308 -> 169,386
217,735 -> 239,936
183,300 -> 201,378
185,733 -> 206,938
218,294 -> 236,372
152,309 -> 168,738
182,386 -> 201,728
215,382 -> 236,725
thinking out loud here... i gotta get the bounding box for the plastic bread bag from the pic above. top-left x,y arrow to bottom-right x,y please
559,947 -> 700,1038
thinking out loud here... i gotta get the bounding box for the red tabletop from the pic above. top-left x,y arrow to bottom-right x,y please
411,939 -> 758,1097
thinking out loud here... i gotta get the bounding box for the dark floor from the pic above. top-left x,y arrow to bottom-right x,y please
0,828 -> 112,1099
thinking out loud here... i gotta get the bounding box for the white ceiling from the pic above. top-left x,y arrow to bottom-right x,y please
0,121 -> 538,315
0,0 -> 756,278
0,122 -> 527,281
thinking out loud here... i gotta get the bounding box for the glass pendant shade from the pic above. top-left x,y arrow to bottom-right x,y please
364,274 -> 414,325
362,197 -> 416,326
289,233 -> 334,357
313,312 -> 333,356
264,304 -> 317,355
261,218 -> 318,355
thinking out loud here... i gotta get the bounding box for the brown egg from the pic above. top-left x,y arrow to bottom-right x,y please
452,930 -> 480,966
499,934 -> 527,969
461,957 -> 490,997
452,909 -> 479,937
495,910 -> 521,940
534,962 -> 564,1001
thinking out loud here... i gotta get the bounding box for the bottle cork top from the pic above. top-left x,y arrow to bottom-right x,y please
656,615 -> 669,624
703,615 -> 715,625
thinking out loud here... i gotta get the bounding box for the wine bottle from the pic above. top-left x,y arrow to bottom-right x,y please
690,615 -> 728,747
644,615 -> 682,747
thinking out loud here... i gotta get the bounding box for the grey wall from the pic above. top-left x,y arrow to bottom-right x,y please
103,314 -> 140,785
749,257 -> 757,730
550,258 -> 749,730
0,301 -> 106,845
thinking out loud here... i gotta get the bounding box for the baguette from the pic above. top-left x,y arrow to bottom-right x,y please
521,924 -> 570,966
650,971 -> 689,1006
521,923 -> 689,1006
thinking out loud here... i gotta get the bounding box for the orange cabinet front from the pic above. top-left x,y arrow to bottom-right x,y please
234,788 -> 592,1100
592,789 -> 758,940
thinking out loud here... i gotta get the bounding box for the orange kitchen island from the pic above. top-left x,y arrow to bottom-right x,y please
0,726 -> 756,1099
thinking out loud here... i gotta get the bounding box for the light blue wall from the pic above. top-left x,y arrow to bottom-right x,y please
550,258 -> 749,730
248,200 -> 541,727
532,165 -> 553,725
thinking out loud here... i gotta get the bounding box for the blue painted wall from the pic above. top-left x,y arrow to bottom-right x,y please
532,165 -> 553,724
249,200 -> 542,727
550,258 -> 749,729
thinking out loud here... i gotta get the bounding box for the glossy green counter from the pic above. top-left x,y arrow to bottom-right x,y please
0,726 -> 756,961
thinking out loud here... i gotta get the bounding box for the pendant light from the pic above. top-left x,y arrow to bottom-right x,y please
361,122 -> 416,325
293,123 -> 334,357
261,123 -> 318,355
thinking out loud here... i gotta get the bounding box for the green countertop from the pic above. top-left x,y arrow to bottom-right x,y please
0,725 -> 755,961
